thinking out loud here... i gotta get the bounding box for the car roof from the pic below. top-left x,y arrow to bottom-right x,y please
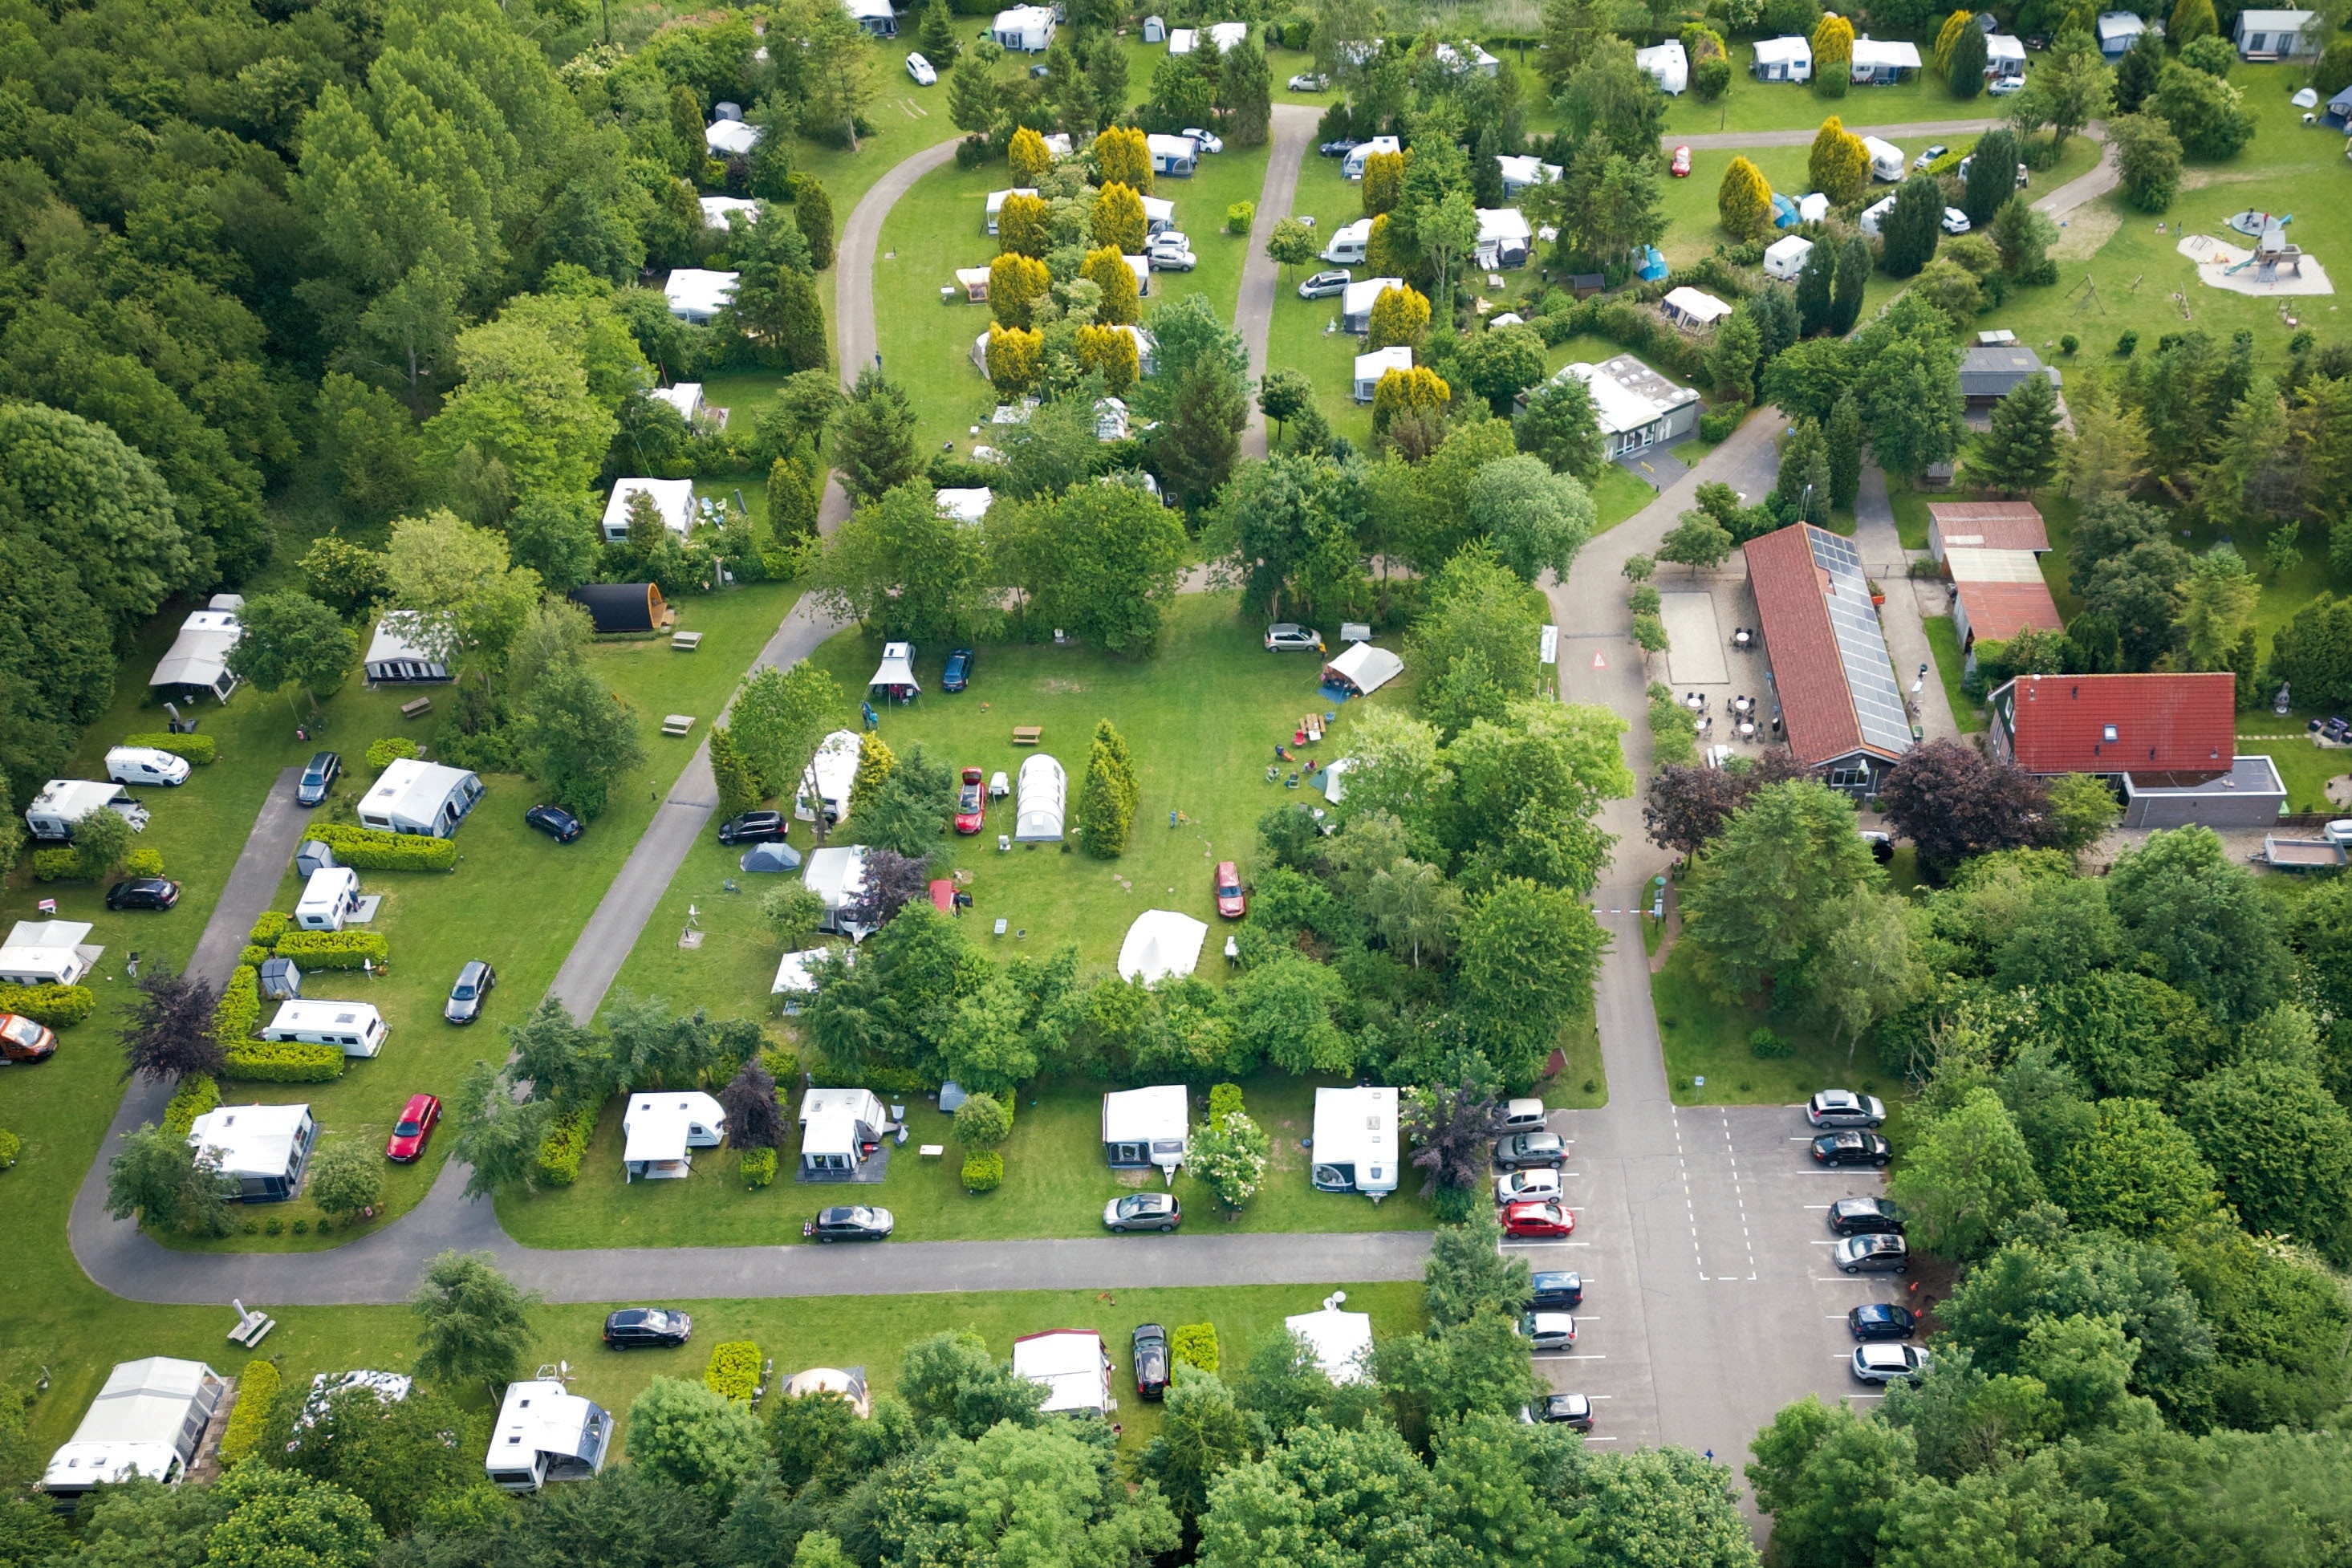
611,1308 -> 652,1323
1516,1131 -> 1562,1148
1548,1393 -> 1590,1411
1133,1322 -> 1166,1340
306,751 -> 335,770
1834,1196 -> 1888,1213
1531,1270 -> 1580,1288
1814,1090 -> 1861,1107
457,960 -> 487,978
401,1092 -> 436,1113
1526,1311 -> 1574,1328
1506,1200 -> 1561,1217
1854,1303 -> 1908,1322
1858,1344 -> 1913,1367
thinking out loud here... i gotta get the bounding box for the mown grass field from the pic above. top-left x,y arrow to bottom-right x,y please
1651,940 -> 1902,1106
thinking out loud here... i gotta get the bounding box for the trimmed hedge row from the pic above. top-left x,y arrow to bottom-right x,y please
364,737 -> 419,770
122,732 -> 217,764
250,912 -> 290,949
0,982 -> 96,1028
31,848 -> 86,882
223,1040 -> 345,1083
218,1361 -> 280,1464
705,1341 -> 760,1402
535,1101 -> 602,1188
213,965 -> 261,1046
239,946 -> 270,968
274,931 -> 390,969
165,1074 -> 221,1138
307,823 -> 457,871
1171,1322 -> 1219,1374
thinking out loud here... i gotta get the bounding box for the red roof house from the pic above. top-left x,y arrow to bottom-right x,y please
1743,523 -> 1913,789
1988,672 -> 2236,775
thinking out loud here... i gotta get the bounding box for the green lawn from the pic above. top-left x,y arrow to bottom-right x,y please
1650,939 -> 1899,1104
1659,47 -> 1972,137
1921,614 -> 1987,733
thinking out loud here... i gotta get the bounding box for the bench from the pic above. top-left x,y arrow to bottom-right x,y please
672,631 -> 703,651
1012,725 -> 1042,745
920,1144 -> 946,1158
227,1300 -> 275,1348
400,697 -> 433,719
662,714 -> 696,737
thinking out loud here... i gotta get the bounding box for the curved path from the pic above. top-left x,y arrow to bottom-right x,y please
67,129 -> 1432,1310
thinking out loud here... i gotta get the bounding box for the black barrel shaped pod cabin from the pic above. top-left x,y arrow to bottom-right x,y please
568,583 -> 672,634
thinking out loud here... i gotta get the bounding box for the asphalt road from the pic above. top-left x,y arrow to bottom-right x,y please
1237,104 -> 1321,461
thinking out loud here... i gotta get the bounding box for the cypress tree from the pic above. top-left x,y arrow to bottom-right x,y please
1948,22 -> 1988,99
1078,721 -> 1136,858
1963,128 -> 2020,229
767,454 -> 820,546
1795,239 -> 1836,336
1826,392 -> 1863,510
792,176 -> 836,270
2114,29 -> 2163,112
1880,173 -> 1943,278
1830,237 -> 1871,334
1774,418 -> 1829,517
710,726 -> 761,819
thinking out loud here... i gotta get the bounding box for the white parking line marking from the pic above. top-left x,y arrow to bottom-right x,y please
1580,1434 -> 1620,1441
1803,1204 -> 1833,1209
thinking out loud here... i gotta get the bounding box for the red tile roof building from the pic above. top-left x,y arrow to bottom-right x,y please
1744,523 -> 1913,790
1987,672 -> 2286,829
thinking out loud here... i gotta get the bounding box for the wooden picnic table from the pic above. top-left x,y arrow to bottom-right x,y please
1012,725 -> 1042,745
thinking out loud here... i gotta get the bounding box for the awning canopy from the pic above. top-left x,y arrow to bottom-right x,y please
869,641 -> 920,693
1322,641 -> 1403,696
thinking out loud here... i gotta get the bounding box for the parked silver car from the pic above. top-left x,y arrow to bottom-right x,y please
1851,1343 -> 1931,1384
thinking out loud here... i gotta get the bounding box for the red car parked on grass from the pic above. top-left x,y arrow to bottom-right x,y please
954,767 -> 985,834
1214,861 -> 1246,919
1501,1200 -> 1574,1239
386,1093 -> 441,1162
1670,144 -> 1692,177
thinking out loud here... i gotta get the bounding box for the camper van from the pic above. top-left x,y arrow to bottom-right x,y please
261,1000 -> 387,1058
485,1380 -> 611,1493
24,780 -> 149,843
294,866 -> 362,932
105,747 -> 190,788
1863,137 -> 1906,181
1321,217 -> 1371,265
1310,1086 -> 1399,1198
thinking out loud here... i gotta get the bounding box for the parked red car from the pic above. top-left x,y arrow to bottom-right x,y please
1670,144 -> 1692,177
1501,1200 -> 1574,1239
386,1093 -> 441,1162
1214,860 -> 1246,920
954,766 -> 985,834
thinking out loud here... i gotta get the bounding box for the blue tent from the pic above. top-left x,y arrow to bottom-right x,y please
1770,193 -> 1799,229
1635,245 -> 1668,282
2330,83 -> 2352,124
740,842 -> 805,873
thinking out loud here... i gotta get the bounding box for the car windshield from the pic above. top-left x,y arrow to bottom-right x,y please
395,1119 -> 421,1137
3,1018 -> 39,1045
1218,880 -> 1240,895
847,1208 -> 874,1225
451,984 -> 474,1000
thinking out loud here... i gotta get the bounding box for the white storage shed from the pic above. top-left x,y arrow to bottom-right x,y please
357,758 -> 483,838
621,1091 -> 727,1181
261,999 -> 387,1058
41,1358 -> 225,1501
1015,754 -> 1067,842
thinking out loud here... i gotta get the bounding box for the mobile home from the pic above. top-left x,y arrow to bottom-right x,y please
0,919 -> 96,987
991,4 -> 1055,51
261,999 -> 387,1058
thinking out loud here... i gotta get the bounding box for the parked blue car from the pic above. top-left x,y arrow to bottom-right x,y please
942,648 -> 975,693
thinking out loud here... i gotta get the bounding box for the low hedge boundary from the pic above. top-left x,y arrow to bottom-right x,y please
534,1100 -> 603,1188
165,1074 -> 221,1138
0,982 -> 96,1028
213,965 -> 261,1046
273,931 -> 391,969
307,823 -> 457,871
218,1361 -> 280,1464
121,733 -> 218,765
222,1040 -> 345,1083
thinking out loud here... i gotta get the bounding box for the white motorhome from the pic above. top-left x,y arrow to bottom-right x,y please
25,779 -> 149,842
1310,1086 -> 1399,1198
40,1358 -> 226,1502
796,729 -> 864,823
1322,217 -> 1371,265
485,1379 -> 612,1492
1343,136 -> 1402,181
294,865 -> 362,932
357,758 -> 483,838
105,747 -> 190,788
261,999 -> 387,1058
1863,136 -> 1906,181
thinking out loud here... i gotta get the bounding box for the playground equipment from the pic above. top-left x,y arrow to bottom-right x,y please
2226,209 -> 2293,238
2225,226 -> 2307,281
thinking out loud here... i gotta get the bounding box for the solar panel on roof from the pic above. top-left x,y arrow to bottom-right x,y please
1806,530 -> 1913,755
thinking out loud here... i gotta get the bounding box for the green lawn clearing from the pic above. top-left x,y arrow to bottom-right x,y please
1650,939 -> 1899,1106
1921,614 -> 1986,733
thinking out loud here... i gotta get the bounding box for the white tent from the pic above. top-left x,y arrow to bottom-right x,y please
1015,754 -> 1066,842
1012,1330 -> 1111,1415
648,383 -> 705,425
803,845 -> 871,935
1353,344 -> 1414,402
797,730 -> 864,823
357,758 -> 482,838
149,606 -> 243,701
1117,910 -> 1208,985
1313,758 -> 1351,802
1635,39 -> 1688,93
41,1358 -> 225,1499
1286,1296 -> 1375,1383
1434,39 -> 1500,75
936,487 -> 993,524
602,477 -> 697,542
621,1091 -> 726,1181
664,268 -> 738,322
700,195 -> 760,230
1797,192 -> 1830,223
705,119 -> 762,156
846,0 -> 896,35
1661,286 -> 1733,328
1762,234 -> 1816,280
0,918 -> 96,986
868,641 -> 920,697
1322,640 -> 1403,697
984,186 -> 1038,234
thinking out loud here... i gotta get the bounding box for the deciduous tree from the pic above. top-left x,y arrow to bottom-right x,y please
410,1249 -> 539,1391
118,962 -> 221,1084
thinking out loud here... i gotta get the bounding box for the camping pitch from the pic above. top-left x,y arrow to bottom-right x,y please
1322,642 -> 1403,697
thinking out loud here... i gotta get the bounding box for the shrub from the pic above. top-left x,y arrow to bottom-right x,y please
1699,406 -> 1745,444
274,931 -> 391,969
1170,1322 -> 1219,1373
0,982 -> 96,1027
2116,329 -> 2139,355
250,912 -> 290,949
1226,200 -> 1255,235
218,1360 -> 280,1464
124,847 -> 165,878
705,1341 -> 761,1402
30,847 -> 83,882
165,1074 -> 221,1138
213,965 -> 261,1046
2059,334 -> 2079,355
1749,1026 -> 1793,1058
365,737 -> 420,770
121,732 -> 217,764
535,1100 -> 602,1188
291,1219 -> 309,1234
306,823 -> 457,871
222,1040 -> 345,1083
961,1150 -> 1005,1192
1207,1083 -> 1245,1122
0,1129 -> 18,1171
265,1217 -> 282,1235
239,945 -> 269,969
953,1092 -> 1012,1148
741,1147 -> 778,1188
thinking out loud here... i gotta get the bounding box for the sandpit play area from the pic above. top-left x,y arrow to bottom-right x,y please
2175,209 -> 2335,304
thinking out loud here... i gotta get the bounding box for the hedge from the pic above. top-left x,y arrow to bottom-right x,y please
535,1100 -> 602,1188
250,912 -> 290,949
30,848 -> 84,882
122,732 -> 217,765
0,1129 -> 18,1171
1699,406 -> 1745,443
218,1360 -> 280,1464
1171,1322 -> 1219,1374
705,1342 -> 761,1403
1207,1083 -> 1245,1122
238,945 -> 270,969
223,1040 -> 345,1083
124,847 -> 165,878
213,965 -> 262,1046
0,983 -> 96,1028
364,737 -> 420,770
274,931 -> 391,969
961,1151 -> 1005,1192
307,823 -> 457,871
741,1148 -> 778,1188
165,1074 -> 221,1138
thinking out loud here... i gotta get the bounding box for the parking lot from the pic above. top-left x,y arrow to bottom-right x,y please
1515,1103 -> 1921,1457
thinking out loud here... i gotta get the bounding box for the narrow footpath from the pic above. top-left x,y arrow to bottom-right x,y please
1237,104 -> 1321,460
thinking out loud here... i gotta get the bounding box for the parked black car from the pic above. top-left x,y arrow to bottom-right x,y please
1827,1197 -> 1907,1237
526,804 -> 583,843
296,750 -> 341,807
1812,1131 -> 1893,1168
942,648 -> 975,693
105,878 -> 181,912
808,1205 -> 895,1241
1494,1131 -> 1567,1171
1847,1303 -> 1919,1342
1319,136 -> 1363,156
718,810 -> 788,844
1131,1323 -> 1170,1400
603,1307 -> 692,1348
444,960 -> 496,1024
1529,1270 -> 1584,1310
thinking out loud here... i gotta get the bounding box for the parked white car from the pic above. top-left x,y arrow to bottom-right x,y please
1912,144 -> 1948,170
1181,126 -> 1225,153
906,52 -> 936,86
1941,207 -> 1972,234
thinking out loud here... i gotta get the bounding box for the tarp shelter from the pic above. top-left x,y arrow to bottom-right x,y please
1495,154 -> 1564,194
569,583 -> 672,633
1310,1086 -> 1398,1196
1770,192 -> 1799,228
954,266 -> 992,300
621,1091 -> 726,1180
1116,910 -> 1208,985
664,268 -> 737,323
1473,206 -> 1533,269
1340,275 -> 1407,334
984,187 -> 1038,234
601,477 -> 697,542
0,919 -> 96,986
700,195 -> 759,230
803,845 -> 871,936
40,1359 -> 225,1500
740,841 -> 804,874
1763,234 -> 1816,280
364,612 -> 452,683
1012,1330 -> 1112,1416
149,603 -> 244,703
936,488 -> 993,524
357,758 -> 482,838
868,641 -> 920,700
1751,35 -> 1811,79
798,1086 -> 889,1174
1322,640 -> 1403,696
1285,1297 -> 1375,1383
705,118 -> 762,156
1015,754 -> 1067,842
1635,39 -> 1688,92
798,730 -> 863,823
1352,345 -> 1414,402
770,945 -> 843,1010
1103,1084 -> 1189,1171
846,0 -> 896,35
1662,286 -> 1733,329
1850,38 -> 1921,83
186,1103 -> 315,1200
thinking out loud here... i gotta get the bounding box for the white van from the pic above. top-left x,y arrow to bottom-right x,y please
261,999 -> 386,1058
105,747 -> 191,788
294,866 -> 361,932
1321,217 -> 1371,265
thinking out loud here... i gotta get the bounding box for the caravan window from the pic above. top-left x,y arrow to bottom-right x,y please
1313,1163 -> 1351,1189
1115,1141 -> 1143,1162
